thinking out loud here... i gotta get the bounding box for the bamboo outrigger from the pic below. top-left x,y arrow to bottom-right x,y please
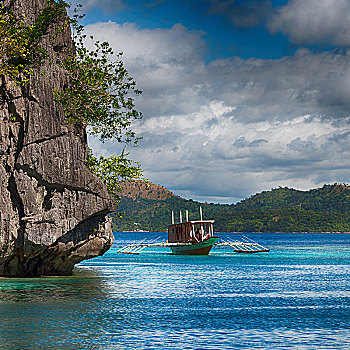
218,235 -> 270,253
117,208 -> 270,255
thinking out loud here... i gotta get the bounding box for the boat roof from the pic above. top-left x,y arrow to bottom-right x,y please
169,220 -> 215,226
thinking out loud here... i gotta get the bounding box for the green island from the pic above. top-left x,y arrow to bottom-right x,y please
113,182 -> 350,233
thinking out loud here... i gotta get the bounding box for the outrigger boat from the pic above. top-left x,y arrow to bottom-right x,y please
117,208 -> 270,256
167,208 -> 218,255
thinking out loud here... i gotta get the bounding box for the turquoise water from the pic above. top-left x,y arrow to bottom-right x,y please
1,232 -> 350,349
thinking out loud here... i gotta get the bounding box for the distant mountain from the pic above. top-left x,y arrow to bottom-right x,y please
118,181 -> 177,200
112,182 -> 350,233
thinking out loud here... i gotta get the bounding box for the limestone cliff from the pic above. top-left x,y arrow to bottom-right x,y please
0,0 -> 115,276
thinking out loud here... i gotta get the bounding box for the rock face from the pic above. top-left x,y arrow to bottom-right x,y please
0,0 -> 115,276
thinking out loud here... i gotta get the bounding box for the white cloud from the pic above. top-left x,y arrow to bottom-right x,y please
268,0 -> 350,46
85,20 -> 350,203
84,22 -> 206,117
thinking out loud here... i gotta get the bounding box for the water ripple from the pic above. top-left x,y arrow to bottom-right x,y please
0,232 -> 350,349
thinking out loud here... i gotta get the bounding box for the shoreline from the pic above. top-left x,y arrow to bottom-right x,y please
114,230 -> 350,234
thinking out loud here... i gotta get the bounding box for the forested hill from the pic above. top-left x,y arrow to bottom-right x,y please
112,183 -> 350,233
236,184 -> 350,211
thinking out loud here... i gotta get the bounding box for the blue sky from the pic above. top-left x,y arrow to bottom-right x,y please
73,0 -> 350,203
81,0 -> 291,60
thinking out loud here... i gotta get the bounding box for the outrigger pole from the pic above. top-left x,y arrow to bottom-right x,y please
117,235 -> 163,255
217,235 -> 270,253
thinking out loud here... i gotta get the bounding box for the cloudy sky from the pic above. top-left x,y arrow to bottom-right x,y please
74,0 -> 350,203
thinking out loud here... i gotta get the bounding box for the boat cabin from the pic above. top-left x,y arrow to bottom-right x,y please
168,220 -> 215,243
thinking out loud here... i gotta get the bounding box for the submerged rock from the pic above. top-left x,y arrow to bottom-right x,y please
0,0 -> 115,277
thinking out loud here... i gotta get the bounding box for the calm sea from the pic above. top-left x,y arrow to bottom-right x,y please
0,232 -> 350,349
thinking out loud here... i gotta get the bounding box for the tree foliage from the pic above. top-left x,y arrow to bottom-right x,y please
86,148 -> 143,203
62,10 -> 144,199
0,0 -> 67,82
54,16 -> 143,144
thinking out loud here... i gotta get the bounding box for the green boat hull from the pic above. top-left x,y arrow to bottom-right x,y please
170,236 -> 219,255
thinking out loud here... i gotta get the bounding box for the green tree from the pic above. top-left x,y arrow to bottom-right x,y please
54,14 -> 143,144
86,148 -> 143,203
0,0 -> 67,82
55,6 -> 145,201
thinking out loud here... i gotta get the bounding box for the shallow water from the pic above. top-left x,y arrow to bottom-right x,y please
0,232 -> 350,349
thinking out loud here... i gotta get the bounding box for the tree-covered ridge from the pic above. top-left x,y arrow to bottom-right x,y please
112,183 -> 350,232
236,184 -> 350,212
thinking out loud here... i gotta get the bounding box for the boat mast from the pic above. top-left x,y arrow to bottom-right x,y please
200,207 -> 204,239
171,211 -> 174,225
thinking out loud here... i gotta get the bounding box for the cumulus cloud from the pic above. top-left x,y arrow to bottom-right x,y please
84,22 -> 207,117
268,0 -> 350,46
207,0 -> 272,28
233,137 -> 268,148
208,48 -> 350,122
91,101 -> 350,203
85,20 -> 350,203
